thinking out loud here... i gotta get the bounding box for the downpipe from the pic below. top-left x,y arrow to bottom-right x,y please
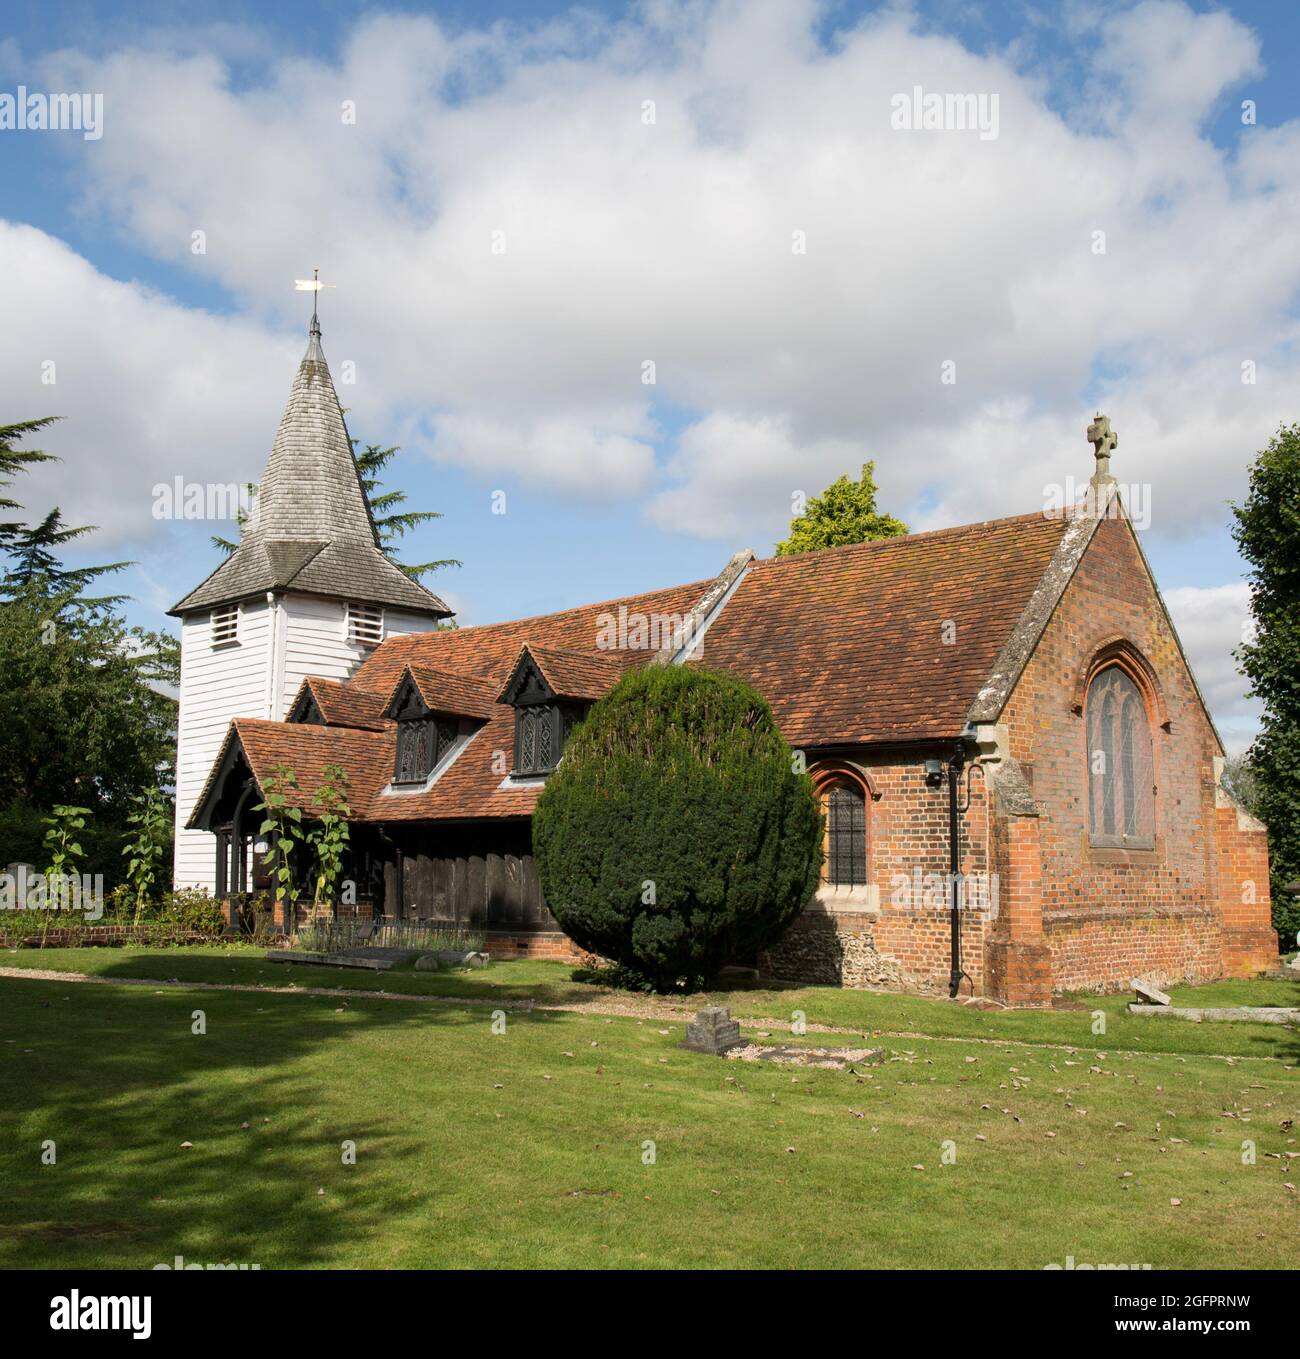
947,745 -> 975,999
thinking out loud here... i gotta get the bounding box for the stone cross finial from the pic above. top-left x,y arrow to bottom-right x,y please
1087,412 -> 1117,482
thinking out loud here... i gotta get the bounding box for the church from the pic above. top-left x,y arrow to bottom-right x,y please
171,314 -> 1277,1007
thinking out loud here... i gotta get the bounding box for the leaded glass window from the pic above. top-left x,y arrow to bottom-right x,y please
825,783 -> 867,886
513,702 -> 583,776
1087,667 -> 1155,846
394,717 -> 458,785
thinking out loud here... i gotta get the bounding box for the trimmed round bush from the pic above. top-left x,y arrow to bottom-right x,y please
533,665 -> 823,991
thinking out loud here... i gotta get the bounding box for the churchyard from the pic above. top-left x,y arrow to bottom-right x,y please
2,948 -> 1295,1270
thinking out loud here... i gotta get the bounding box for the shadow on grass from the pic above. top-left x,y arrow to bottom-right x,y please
0,969 -> 567,1269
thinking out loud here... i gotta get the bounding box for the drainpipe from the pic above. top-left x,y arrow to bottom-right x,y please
947,744 -> 974,999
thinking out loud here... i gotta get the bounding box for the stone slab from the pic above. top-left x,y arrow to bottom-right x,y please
726,1043 -> 886,1070
1131,977 -> 1171,1006
269,950 -> 394,971
1127,1003 -> 1299,1025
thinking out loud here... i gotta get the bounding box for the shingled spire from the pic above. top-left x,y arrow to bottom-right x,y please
170,311 -> 450,618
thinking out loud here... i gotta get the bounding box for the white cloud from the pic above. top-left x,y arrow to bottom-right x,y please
0,223 -> 294,544
428,409 -> 657,497
17,0 -> 1296,556
7,0 -> 1299,744
1163,582 -> 1259,753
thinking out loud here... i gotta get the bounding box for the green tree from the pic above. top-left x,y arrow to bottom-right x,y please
1219,753 -> 1260,820
0,418 -> 131,608
4,508 -> 129,607
355,441 -> 460,580
0,579 -> 177,878
533,665 -> 823,991
0,418 -> 176,887
1231,421 -> 1300,951
775,461 -> 908,556
0,417 -> 58,544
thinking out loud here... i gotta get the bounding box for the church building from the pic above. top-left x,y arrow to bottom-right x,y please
172,316 -> 1277,1007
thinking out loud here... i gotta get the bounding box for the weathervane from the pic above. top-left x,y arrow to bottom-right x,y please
294,267 -> 335,336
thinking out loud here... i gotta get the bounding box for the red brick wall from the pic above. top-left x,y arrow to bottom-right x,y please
484,930 -> 582,961
998,513 -> 1275,994
1045,908 -> 1222,992
763,755 -> 997,994
869,760 -> 992,993
1215,803 -> 1276,974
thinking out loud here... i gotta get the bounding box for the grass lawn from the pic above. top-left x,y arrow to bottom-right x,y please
2,948 -> 1297,1269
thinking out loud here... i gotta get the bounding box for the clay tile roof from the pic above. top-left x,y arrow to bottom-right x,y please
187,718 -> 394,828
394,664 -> 498,721
697,510 -> 1072,746
362,708 -> 538,823
503,643 -> 624,702
350,577 -> 713,696
301,677 -> 391,732
191,512 -> 1080,828
233,718 -> 393,814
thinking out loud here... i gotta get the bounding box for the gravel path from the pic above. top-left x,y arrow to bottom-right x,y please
0,965 -> 1289,1063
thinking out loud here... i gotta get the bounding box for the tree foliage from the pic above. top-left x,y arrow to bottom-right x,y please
0,418 -> 175,882
533,665 -> 823,991
0,418 -> 58,543
0,580 -> 177,875
355,441 -> 461,580
5,508 -> 129,606
775,460 -> 908,556
1218,753 -> 1259,820
1231,421 -> 1300,949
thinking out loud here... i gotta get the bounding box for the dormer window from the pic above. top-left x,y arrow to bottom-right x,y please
497,647 -> 592,777
347,602 -> 384,648
211,604 -> 239,647
516,703 -> 565,776
388,674 -> 463,786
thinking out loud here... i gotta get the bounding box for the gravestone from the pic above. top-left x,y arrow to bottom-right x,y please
1131,977 -> 1171,1006
680,1006 -> 743,1055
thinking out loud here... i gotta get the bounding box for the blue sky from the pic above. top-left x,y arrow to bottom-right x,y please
3,0 -> 1299,749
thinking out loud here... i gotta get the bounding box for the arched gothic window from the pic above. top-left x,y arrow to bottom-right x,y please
823,781 -> 868,886
1086,666 -> 1155,846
